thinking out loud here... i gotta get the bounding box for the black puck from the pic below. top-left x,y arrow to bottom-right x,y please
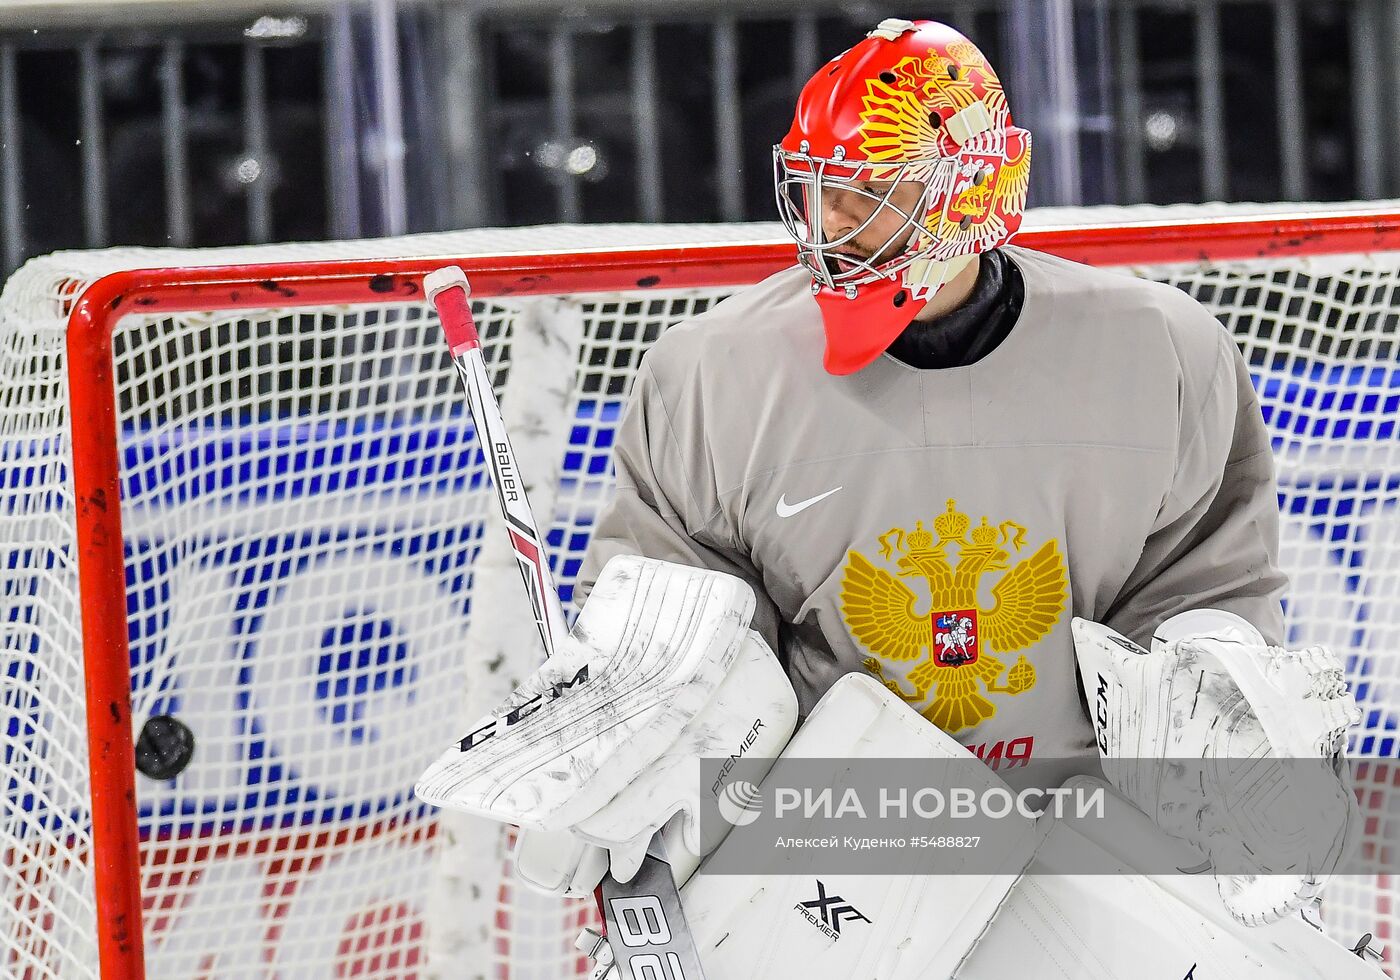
135,714 -> 195,781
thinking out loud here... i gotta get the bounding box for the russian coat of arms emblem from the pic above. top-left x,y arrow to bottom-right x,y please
839,499 -> 1068,733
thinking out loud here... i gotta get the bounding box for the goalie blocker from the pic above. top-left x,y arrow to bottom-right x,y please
416,554 -> 800,978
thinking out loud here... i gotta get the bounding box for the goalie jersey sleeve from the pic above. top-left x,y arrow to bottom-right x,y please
1100,328 -> 1286,646
575,361 -> 784,660
575,248 -> 1287,768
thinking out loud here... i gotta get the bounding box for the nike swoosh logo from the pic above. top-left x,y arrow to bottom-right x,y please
776,487 -> 842,518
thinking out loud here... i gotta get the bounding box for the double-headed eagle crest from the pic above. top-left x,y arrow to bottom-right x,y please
840,499 -> 1067,733
856,46 -> 1032,252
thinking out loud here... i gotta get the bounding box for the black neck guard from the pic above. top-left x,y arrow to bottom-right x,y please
885,248 -> 1025,370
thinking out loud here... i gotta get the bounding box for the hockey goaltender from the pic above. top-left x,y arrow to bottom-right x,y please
417,18 -> 1380,979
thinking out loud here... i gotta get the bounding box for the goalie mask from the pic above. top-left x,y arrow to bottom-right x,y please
774,18 -> 1032,375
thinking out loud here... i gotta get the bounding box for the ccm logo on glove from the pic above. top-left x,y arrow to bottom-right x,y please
1094,673 -> 1111,755
457,665 -> 591,752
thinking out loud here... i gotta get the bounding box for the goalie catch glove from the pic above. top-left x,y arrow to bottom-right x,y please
1072,609 -> 1361,927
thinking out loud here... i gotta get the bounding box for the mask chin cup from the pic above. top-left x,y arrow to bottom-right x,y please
905,253 -> 976,299
813,251 -> 979,375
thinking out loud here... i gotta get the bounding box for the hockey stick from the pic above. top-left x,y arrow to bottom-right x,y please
425,266 -> 569,659
425,266 -> 707,980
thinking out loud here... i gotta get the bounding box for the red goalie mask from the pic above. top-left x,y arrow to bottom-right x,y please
774,18 -> 1032,374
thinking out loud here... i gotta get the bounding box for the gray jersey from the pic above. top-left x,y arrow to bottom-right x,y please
576,245 -> 1286,771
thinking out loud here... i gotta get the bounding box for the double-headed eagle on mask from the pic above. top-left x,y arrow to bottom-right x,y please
857,45 -> 1032,254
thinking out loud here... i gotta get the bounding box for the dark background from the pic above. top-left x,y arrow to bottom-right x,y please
1,0 -> 1395,276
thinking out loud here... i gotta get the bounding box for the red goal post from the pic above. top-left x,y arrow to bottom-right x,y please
6,204 -> 1399,978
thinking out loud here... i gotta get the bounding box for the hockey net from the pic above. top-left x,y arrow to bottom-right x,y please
1,204 -> 1397,978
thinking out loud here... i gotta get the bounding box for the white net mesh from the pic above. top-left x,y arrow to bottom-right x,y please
1,206 -> 1397,978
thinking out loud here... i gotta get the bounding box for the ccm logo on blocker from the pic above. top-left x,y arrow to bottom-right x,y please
456,665 -> 591,752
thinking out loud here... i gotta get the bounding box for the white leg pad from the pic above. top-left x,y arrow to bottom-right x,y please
631,677 -> 1378,980
960,777 -> 1381,979
680,674 -> 1044,979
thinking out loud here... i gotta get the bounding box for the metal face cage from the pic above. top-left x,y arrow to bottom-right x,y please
773,146 -> 958,294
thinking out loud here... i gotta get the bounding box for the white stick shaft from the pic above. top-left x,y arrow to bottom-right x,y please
428,267 -> 705,978
451,347 -> 569,660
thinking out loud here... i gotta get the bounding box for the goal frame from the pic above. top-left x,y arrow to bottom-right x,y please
64,210 -> 1400,978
